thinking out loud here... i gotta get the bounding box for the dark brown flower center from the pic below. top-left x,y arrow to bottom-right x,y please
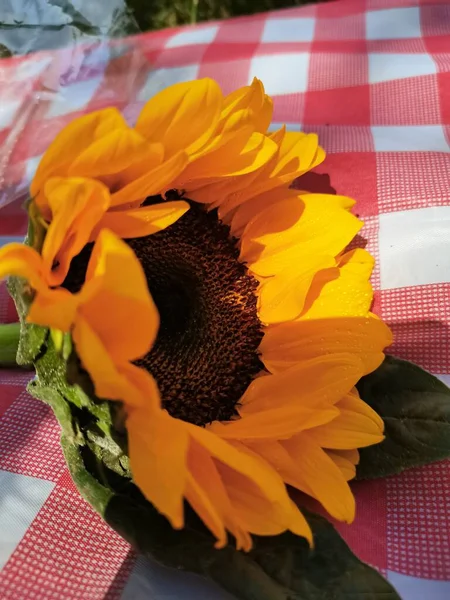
132,197 -> 263,426
65,196 -> 263,427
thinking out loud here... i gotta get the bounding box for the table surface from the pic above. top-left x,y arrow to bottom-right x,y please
1,0 -> 450,597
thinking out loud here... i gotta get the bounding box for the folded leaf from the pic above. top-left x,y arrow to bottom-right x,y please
356,355 -> 450,479
106,478 -> 400,600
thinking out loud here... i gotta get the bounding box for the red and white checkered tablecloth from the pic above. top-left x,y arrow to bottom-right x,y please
1,0 -> 450,597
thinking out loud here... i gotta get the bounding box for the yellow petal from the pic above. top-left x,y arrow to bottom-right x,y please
230,187 -> 299,238
210,435 -> 311,540
92,200 -> 190,240
102,143 -> 164,189
221,78 -> 273,134
239,353 -> 363,415
32,107 -> 128,215
300,251 -> 374,320
80,229 -> 159,363
136,78 -> 223,157
190,162 -> 266,208
128,407 -> 189,529
117,361 -> 161,409
216,459 -> 311,539
310,401 -> 384,450
71,320 -> 155,408
338,248 -> 374,279
0,242 -> 46,291
326,450 -> 357,481
69,128 -> 151,178
185,440 -> 229,549
306,393 -> 384,450
256,95 -> 273,134
282,433 -> 356,522
334,448 -> 360,464
258,256 -> 335,324
224,131 -> 325,212
214,127 -> 287,217
110,151 -> 188,208
210,405 -> 339,441
182,131 -> 277,184
186,423 -> 295,514
221,78 -> 264,120
310,144 -> 326,170
72,313 -> 135,401
261,316 -> 392,375
41,177 -> 111,286
339,389 -> 384,429
210,353 -> 365,441
0,242 -> 78,330
27,288 -> 79,332
241,194 -> 362,277
273,132 -> 322,179
246,438 -> 328,505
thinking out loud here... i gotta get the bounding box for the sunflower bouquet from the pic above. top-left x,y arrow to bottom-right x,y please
1,78 -> 449,600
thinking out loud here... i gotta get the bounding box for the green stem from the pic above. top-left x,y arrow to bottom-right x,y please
190,0 -> 199,24
0,323 -> 21,367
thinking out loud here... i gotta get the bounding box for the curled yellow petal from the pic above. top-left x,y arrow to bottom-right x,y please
32,107 -> 128,215
0,242 -> 78,331
92,200 -> 190,240
0,242 -> 46,291
41,177 -> 111,286
80,228 -> 160,363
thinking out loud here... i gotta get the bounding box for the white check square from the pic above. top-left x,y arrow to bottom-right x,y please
366,7 -> 421,40
166,25 -> 219,48
387,571 -> 450,600
249,53 -> 310,95
0,470 -> 54,570
368,53 -> 436,84
137,65 -> 200,101
372,126 -> 449,152
378,206 -> 450,289
262,17 -> 316,42
46,76 -> 104,118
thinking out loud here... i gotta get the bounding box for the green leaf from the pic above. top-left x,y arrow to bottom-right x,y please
108,481 -> 399,599
25,199 -> 47,253
357,355 -> 450,479
0,323 -> 21,366
61,435 -> 113,515
57,438 -> 399,600
6,275 -> 47,366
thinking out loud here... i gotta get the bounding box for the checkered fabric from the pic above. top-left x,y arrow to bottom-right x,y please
1,0 -> 450,597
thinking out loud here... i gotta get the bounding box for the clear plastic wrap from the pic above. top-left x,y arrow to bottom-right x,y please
0,0 -> 139,54
0,36 -> 157,210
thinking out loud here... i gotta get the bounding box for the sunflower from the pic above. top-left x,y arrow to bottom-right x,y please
0,78 -> 392,551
